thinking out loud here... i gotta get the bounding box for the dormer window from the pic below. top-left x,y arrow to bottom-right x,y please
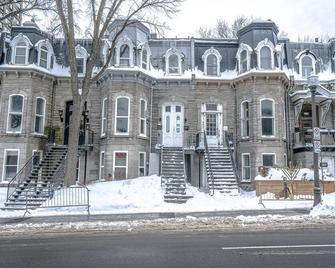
139,42 -> 151,70
165,48 -> 183,75
75,45 -> 89,75
256,38 -> 275,70
301,55 -> 314,77
202,47 -> 222,76
120,44 -> 130,66
115,36 -> 134,67
236,43 -> 252,74
39,46 -> 48,68
35,39 -> 54,69
10,34 -> 32,65
142,49 -> 148,69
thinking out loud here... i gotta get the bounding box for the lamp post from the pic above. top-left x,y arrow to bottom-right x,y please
307,74 -> 321,206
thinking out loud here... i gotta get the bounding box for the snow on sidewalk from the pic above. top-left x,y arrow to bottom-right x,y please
0,175 -> 316,218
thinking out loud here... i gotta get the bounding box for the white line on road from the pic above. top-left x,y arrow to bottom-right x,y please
222,245 -> 335,250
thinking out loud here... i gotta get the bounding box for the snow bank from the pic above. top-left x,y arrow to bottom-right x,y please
310,193 -> 335,217
255,168 -> 335,181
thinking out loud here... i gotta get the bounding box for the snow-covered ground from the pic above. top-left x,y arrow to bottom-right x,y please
0,175 -> 319,218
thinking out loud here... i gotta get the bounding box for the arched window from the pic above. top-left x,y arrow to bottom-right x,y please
261,99 -> 275,136
168,54 -> 179,74
260,46 -> 272,69
139,99 -> 147,136
120,44 -> 130,66
301,55 -> 314,78
202,47 -> 221,76
101,98 -> 107,137
35,39 -> 54,69
34,97 -> 45,134
240,50 -> 248,73
39,46 -> 48,68
241,101 -> 250,138
7,95 -> 24,133
15,41 -> 28,64
207,54 -> 218,76
75,45 -> 89,75
142,49 -> 148,69
115,97 -> 130,134
236,43 -> 252,73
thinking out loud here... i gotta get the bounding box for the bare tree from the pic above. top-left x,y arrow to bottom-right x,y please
54,0 -> 182,186
197,26 -> 213,38
215,19 -> 230,38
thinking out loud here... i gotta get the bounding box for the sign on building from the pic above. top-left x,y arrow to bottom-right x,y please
313,127 -> 320,140
314,140 -> 321,154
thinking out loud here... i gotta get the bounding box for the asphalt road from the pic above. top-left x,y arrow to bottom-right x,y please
1,227 -> 335,268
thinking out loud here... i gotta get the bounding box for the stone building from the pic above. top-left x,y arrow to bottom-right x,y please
1,19 -> 335,195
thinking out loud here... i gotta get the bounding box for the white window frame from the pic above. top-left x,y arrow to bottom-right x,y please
34,97 -> 46,135
164,47 -> 183,75
240,100 -> 250,138
241,153 -> 251,181
262,153 -> 276,168
75,44 -> 89,75
139,98 -> 147,136
236,43 -> 252,73
7,94 -> 24,134
99,151 -> 105,180
138,152 -> 146,177
255,38 -> 275,70
10,33 -> 32,65
101,98 -> 107,137
35,39 -> 54,69
140,43 -> 151,70
300,54 -> 316,78
115,96 -> 130,135
113,151 -> 128,180
114,36 -> 134,67
2,149 -> 20,182
260,98 -> 275,137
202,47 -> 222,76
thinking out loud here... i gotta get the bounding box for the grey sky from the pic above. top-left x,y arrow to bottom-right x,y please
166,0 -> 335,41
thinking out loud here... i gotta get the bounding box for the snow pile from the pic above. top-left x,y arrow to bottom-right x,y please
255,168 -> 335,181
310,193 -> 335,217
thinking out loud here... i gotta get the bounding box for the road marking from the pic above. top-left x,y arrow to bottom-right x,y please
222,244 -> 335,250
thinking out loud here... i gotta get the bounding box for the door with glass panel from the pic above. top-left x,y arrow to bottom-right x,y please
162,103 -> 184,147
202,104 -> 223,145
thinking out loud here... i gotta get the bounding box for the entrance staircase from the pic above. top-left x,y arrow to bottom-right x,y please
161,147 -> 192,203
4,146 -> 67,210
205,146 -> 239,195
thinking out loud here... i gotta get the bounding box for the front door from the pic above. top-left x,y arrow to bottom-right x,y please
202,104 -> 223,146
162,103 -> 184,147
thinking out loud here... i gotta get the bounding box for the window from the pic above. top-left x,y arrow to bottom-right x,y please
14,41 -> 28,64
76,58 -> 85,74
139,99 -> 147,136
262,154 -> 276,168
2,149 -> 19,182
240,50 -> 248,73
139,152 -> 146,177
261,99 -> 275,136
168,54 -> 179,74
76,158 -> 80,182
114,151 -> 127,180
99,151 -> 105,180
120,44 -> 130,66
142,49 -> 148,69
115,97 -> 129,134
241,154 -> 251,181
39,46 -> 48,68
241,101 -> 249,138
207,54 -> 218,76
34,97 -> 45,134
101,98 -> 107,136
301,55 -> 314,78
7,95 -> 23,133
260,46 -> 272,69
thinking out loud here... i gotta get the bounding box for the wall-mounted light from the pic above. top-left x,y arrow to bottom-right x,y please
58,109 -> 64,122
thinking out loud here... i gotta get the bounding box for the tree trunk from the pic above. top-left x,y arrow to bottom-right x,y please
64,96 -> 82,186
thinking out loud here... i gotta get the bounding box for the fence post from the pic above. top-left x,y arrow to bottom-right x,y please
87,188 -> 90,218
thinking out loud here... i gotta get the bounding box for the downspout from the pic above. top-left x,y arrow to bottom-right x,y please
286,76 -> 294,164
232,81 -> 239,182
149,80 -> 155,173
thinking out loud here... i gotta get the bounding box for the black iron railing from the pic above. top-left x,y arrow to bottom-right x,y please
224,131 -> 240,185
202,131 -> 215,196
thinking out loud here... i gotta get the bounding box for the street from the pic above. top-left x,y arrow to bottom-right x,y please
0,226 -> 335,267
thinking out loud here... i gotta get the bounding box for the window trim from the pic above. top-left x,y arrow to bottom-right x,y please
101,98 -> 107,137
260,98 -> 275,137
202,47 -> 222,76
139,98 -> 147,137
261,153 -> 276,168
115,36 -> 134,67
299,54 -> 316,78
113,151 -> 128,180
34,97 -> 46,135
164,48 -> 183,75
2,149 -> 20,182
7,94 -> 24,134
35,39 -> 54,69
255,38 -> 275,70
75,44 -> 89,75
138,152 -> 146,177
240,100 -> 250,138
236,43 -> 252,73
99,151 -> 105,180
115,96 -> 130,135
140,44 -> 151,70
10,33 -> 32,65
241,153 -> 251,181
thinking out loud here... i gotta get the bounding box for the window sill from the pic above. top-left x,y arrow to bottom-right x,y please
261,136 -> 276,140
5,132 -> 22,136
240,137 -> 250,141
138,135 -> 149,140
33,133 -> 47,138
112,134 -> 131,138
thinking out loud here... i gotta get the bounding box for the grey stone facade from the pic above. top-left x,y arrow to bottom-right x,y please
1,19 -> 335,189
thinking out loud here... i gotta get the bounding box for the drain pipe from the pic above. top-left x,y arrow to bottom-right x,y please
149,80 -> 155,174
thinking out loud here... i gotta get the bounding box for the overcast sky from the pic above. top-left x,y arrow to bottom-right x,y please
166,0 -> 335,41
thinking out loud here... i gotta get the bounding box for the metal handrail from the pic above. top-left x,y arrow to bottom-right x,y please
203,131 -> 215,196
160,145 -> 164,188
224,131 -> 240,185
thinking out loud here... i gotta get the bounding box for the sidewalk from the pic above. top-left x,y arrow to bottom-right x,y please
0,208 -> 310,226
